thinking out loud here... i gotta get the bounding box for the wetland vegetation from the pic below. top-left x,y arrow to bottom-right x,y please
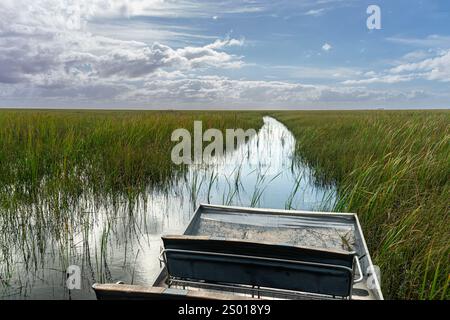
0,109 -> 448,300
0,109 -> 262,298
273,110 -> 449,300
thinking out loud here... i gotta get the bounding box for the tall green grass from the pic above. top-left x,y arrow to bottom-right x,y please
2,109 -> 447,300
0,109 -> 262,289
0,110 -> 261,200
273,110 -> 449,300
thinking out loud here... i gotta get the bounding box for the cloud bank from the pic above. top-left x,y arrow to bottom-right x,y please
0,0 -> 448,108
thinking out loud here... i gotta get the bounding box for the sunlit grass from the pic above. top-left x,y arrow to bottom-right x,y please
2,108 -> 447,300
0,110 -> 261,199
0,109 -> 262,293
273,110 -> 450,300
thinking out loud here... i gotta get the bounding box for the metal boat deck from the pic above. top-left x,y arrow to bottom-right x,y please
185,205 -> 359,252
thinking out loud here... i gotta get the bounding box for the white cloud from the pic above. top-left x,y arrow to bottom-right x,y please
386,35 -> 450,48
343,49 -> 450,84
342,74 -> 416,85
0,0 -> 445,108
87,21 -> 217,46
0,0 -> 245,86
389,50 -> 450,82
399,50 -> 435,62
305,8 -> 326,17
113,77 -> 434,108
266,65 -> 362,80
15,0 -> 346,21
322,43 -> 332,52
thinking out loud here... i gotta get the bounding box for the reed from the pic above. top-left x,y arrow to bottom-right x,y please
2,108 -> 447,300
0,109 -> 262,292
272,110 -> 450,300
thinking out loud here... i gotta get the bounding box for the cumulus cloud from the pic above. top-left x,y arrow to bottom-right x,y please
389,50 -> 450,82
0,0 -> 445,108
345,35 -> 450,85
343,49 -> 450,84
322,43 -> 332,52
0,0 -> 244,88
112,76 -> 429,108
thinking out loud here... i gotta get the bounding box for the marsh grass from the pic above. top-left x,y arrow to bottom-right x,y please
2,108 -> 446,300
285,172 -> 303,210
249,169 -> 282,207
273,110 -> 449,300
0,109 -> 262,293
0,110 -> 260,196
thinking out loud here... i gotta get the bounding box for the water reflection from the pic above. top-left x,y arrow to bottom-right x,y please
0,117 -> 336,299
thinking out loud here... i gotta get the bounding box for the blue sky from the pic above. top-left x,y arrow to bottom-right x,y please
0,0 -> 449,109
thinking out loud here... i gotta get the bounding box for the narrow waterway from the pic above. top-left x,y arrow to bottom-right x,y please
1,116 -> 336,299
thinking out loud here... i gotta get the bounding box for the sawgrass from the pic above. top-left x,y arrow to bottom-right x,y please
0,109 -> 262,290
1,108 -> 448,300
272,110 -> 450,300
0,110 -> 261,200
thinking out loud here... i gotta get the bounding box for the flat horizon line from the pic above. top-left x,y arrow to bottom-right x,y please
0,107 -> 449,111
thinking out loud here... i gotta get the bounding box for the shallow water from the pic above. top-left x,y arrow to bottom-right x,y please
0,116 -> 336,299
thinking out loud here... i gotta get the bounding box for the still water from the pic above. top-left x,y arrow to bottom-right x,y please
1,116 -> 336,299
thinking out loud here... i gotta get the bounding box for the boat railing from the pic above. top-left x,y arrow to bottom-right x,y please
159,236 -> 363,299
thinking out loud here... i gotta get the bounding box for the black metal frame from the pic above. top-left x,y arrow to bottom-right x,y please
159,248 -> 363,300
